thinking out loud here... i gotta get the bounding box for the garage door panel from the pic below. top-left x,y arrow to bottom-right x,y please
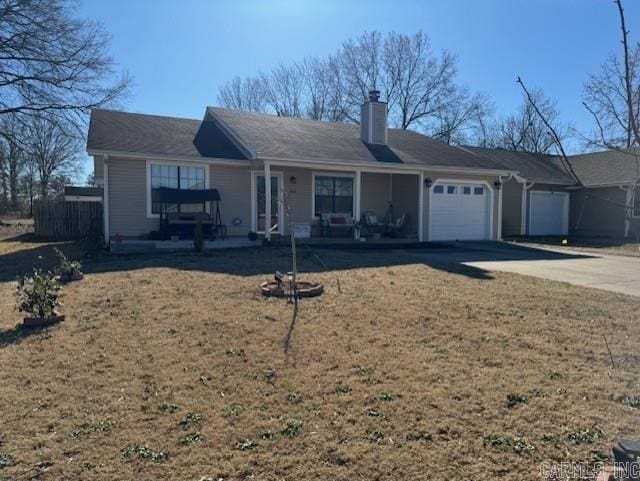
430,182 -> 491,241
529,191 -> 569,236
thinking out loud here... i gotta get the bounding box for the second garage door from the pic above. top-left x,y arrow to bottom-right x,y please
430,182 -> 491,241
529,190 -> 569,236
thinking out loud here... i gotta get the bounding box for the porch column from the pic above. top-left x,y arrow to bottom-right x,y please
264,162 -> 271,241
418,171 -> 424,242
624,186 -> 633,238
497,177 -> 503,241
354,170 -> 361,222
520,182 -> 534,235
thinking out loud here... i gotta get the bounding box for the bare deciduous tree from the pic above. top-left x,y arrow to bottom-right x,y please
0,0 -> 131,129
339,31 -> 383,123
25,118 -> 80,198
216,30 -> 487,142
0,114 -> 26,209
216,75 -> 267,113
262,63 -> 305,117
383,32 -> 457,131
430,90 -> 493,145
487,88 -> 567,154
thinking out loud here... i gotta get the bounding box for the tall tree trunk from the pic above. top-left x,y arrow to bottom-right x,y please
9,158 -> 18,209
40,174 -> 49,199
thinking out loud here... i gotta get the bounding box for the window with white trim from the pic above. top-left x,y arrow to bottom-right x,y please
474,186 -> 484,195
150,164 -> 206,214
433,185 -> 444,194
314,175 -> 354,216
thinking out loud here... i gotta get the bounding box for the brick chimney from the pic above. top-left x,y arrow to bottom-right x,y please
360,89 -> 387,145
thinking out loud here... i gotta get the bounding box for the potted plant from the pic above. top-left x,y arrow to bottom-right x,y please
16,270 -> 64,327
248,231 -> 258,242
54,248 -> 83,282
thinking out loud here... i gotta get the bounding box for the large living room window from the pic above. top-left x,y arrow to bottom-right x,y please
150,164 -> 206,215
314,175 -> 354,216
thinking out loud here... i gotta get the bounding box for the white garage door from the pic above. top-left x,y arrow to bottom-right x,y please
430,182 -> 491,241
529,191 -> 569,236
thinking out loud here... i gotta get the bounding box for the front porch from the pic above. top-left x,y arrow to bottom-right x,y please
252,162 -> 424,243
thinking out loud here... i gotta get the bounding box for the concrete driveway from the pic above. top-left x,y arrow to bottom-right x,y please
411,241 -> 640,297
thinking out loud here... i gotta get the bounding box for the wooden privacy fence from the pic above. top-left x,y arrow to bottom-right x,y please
34,200 -> 103,240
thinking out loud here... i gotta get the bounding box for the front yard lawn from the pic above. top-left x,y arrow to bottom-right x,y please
0,239 -> 638,480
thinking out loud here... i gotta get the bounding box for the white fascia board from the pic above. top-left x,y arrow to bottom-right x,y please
258,156 -> 515,176
87,149 -> 251,166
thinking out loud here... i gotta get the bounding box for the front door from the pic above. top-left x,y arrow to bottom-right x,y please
256,174 -> 281,233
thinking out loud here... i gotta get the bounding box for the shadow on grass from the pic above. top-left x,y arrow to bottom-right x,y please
0,234 -> 101,282
0,238 -> 596,283
0,323 -> 52,349
73,244 -> 498,280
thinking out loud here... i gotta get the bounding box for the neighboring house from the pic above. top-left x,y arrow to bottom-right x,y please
64,186 -> 103,202
86,91 -> 514,245
568,149 -> 640,239
464,147 -> 640,239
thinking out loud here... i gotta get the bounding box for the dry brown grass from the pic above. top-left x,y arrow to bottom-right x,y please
0,239 -> 639,481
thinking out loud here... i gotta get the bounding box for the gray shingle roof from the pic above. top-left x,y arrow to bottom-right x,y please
462,146 -> 576,185
567,149 -> 640,187
208,107 -> 510,171
87,109 -> 247,160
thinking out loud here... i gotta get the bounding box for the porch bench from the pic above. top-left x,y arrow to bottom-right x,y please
320,213 -> 356,237
166,212 -> 213,225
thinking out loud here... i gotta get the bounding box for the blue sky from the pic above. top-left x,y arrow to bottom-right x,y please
78,0 -> 639,177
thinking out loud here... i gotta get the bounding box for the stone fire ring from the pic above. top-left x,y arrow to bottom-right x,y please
260,281 -> 324,298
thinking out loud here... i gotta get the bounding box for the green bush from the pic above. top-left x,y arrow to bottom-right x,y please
16,269 -> 62,318
194,220 -> 204,252
54,248 -> 82,277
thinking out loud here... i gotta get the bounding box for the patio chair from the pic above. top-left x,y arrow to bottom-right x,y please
320,213 -> 356,237
386,213 -> 407,238
361,211 -> 384,237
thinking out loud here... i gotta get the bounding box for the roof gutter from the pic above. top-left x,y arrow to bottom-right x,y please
86,149 -> 252,166
565,181 -> 636,189
256,155 -> 516,176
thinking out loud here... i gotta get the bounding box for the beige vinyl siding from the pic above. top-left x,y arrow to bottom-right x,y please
570,187 -> 626,238
502,178 -> 523,237
279,167 -> 312,231
390,173 -> 419,235
211,165 -> 252,236
361,172 -> 391,221
108,157 -> 252,238
108,158 -> 157,237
